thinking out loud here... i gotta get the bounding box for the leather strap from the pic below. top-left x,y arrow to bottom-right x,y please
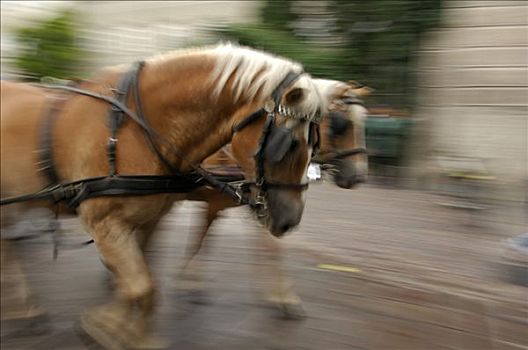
272,71 -> 302,104
37,99 -> 63,186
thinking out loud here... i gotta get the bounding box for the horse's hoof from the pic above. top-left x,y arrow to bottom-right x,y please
74,320 -> 105,350
128,334 -> 170,350
278,302 -> 307,320
26,312 -> 52,335
0,312 -> 52,339
264,293 -> 306,320
77,318 -> 169,350
78,305 -> 169,350
78,312 -> 125,350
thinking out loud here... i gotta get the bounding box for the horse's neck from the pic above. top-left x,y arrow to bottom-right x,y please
138,58 -> 259,172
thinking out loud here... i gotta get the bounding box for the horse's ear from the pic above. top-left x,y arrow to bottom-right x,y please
353,86 -> 375,97
347,80 -> 374,97
283,87 -> 307,106
347,80 -> 364,89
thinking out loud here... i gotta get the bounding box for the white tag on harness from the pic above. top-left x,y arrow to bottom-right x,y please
307,163 -> 322,181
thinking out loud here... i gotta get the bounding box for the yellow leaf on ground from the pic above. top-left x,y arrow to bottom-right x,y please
317,264 -> 361,273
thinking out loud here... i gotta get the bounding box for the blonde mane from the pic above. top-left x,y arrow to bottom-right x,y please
148,43 -> 323,120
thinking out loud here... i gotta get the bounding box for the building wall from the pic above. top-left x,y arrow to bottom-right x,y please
410,0 -> 528,198
1,1 -> 262,74
74,1 -> 262,67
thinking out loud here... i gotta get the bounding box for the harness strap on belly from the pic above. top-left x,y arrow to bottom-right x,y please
64,174 -> 206,208
0,173 -> 252,208
0,175 -> 203,208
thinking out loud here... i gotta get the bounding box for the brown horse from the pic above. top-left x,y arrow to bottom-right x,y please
1,44 -> 325,349
169,79 -> 372,317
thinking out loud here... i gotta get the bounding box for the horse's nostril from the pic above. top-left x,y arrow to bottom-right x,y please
280,224 -> 291,233
356,174 -> 367,183
336,176 -> 366,189
270,221 -> 294,237
335,176 -> 352,189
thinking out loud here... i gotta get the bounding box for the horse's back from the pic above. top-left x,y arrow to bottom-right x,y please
1,80 -> 46,111
1,81 -> 48,198
1,81 -> 47,133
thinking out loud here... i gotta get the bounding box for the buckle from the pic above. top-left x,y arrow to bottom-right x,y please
264,100 -> 276,113
252,195 -> 268,219
234,190 -> 243,205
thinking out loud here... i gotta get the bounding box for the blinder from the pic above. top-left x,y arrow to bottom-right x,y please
262,120 -> 320,164
264,126 -> 294,164
329,111 -> 351,137
328,93 -> 363,137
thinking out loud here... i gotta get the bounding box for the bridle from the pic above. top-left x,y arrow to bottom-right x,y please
231,72 -> 322,217
313,95 -> 367,165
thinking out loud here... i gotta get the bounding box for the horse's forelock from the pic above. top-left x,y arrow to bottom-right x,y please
313,79 -> 348,101
314,78 -> 361,118
313,79 -> 367,125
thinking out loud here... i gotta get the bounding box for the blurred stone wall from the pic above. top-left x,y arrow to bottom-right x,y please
74,1 -> 262,68
1,1 -> 262,76
409,0 -> 527,199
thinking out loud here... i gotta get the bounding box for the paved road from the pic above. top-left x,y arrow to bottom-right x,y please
1,182 -> 527,349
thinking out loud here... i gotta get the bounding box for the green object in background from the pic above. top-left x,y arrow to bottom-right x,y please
13,9 -> 86,81
365,117 -> 412,161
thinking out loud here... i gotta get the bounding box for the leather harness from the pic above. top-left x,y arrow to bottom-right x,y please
1,62 -> 319,210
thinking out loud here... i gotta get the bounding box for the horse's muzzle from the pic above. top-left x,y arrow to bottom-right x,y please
335,174 -> 367,189
264,188 -> 305,237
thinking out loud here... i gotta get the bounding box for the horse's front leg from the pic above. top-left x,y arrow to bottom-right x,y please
101,219 -> 162,291
182,202 -> 219,268
79,213 -> 166,350
176,201 -> 221,303
1,239 -> 49,336
255,230 -> 305,319
136,219 -> 163,254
